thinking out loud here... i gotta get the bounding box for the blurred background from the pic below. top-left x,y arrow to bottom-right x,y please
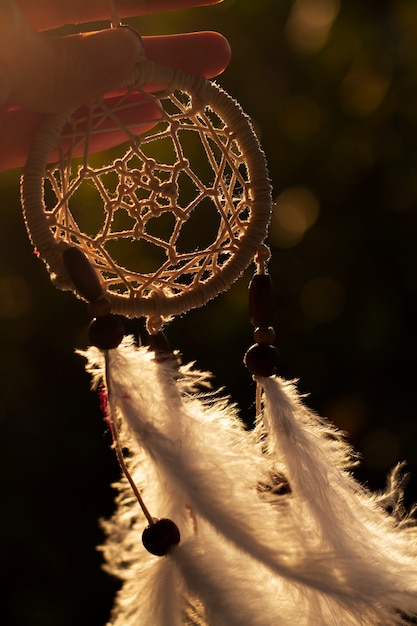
1,0 -> 417,623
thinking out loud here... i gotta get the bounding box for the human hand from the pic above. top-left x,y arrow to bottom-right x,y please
0,0 -> 231,171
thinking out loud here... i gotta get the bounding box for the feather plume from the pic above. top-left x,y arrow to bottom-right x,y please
80,338 -> 417,625
260,375 -> 417,621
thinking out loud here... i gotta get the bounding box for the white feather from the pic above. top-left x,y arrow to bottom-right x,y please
260,375 -> 417,620
100,341 -> 377,598
80,339 -> 417,625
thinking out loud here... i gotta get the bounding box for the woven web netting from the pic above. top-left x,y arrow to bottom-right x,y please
22,62 -> 272,318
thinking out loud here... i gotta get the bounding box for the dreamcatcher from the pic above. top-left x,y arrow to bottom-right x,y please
20,6 -> 417,626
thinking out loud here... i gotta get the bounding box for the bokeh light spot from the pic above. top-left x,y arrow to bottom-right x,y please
340,65 -> 391,117
270,187 -> 320,248
286,0 -> 341,54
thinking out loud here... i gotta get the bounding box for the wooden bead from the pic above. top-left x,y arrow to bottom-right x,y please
248,273 -> 274,328
253,326 -> 276,345
244,343 -> 280,377
89,295 -> 112,318
142,518 -> 180,556
62,247 -> 103,302
88,315 -> 124,350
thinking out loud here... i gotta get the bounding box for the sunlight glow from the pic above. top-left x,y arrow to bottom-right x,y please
286,0 -> 340,54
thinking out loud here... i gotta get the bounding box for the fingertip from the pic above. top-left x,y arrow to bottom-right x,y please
142,31 -> 231,79
200,31 -> 232,77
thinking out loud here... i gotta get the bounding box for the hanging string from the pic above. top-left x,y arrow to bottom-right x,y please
103,350 -> 155,527
58,243 -> 182,555
109,0 -> 121,28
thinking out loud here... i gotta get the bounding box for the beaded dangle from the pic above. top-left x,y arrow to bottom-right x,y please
245,246 -> 280,377
20,9 -> 417,626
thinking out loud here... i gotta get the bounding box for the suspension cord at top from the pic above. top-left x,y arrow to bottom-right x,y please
109,0 -> 121,28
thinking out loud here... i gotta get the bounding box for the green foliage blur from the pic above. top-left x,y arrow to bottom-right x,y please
1,1 -> 417,624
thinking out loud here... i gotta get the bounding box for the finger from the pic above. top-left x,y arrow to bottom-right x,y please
0,3 -> 143,111
52,95 -> 163,163
143,31 -> 231,77
2,95 -> 161,171
0,30 -> 230,171
10,28 -> 143,112
15,0 -> 223,31
10,29 -> 229,113
0,110 -> 41,171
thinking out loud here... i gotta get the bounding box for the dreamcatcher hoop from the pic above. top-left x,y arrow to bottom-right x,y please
21,55 -> 272,320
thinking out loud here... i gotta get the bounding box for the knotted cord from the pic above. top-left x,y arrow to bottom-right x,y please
21,57 -> 272,320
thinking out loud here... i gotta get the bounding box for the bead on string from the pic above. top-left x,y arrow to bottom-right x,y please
244,246 -> 280,378
61,246 -> 125,350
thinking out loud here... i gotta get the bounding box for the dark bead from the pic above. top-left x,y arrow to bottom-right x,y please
62,247 -> 104,302
88,315 -> 125,350
89,295 -> 112,318
142,518 -> 180,556
244,343 -> 280,377
248,273 -> 274,327
253,326 -> 276,345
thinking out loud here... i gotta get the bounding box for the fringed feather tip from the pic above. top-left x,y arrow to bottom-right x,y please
79,337 -> 417,626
